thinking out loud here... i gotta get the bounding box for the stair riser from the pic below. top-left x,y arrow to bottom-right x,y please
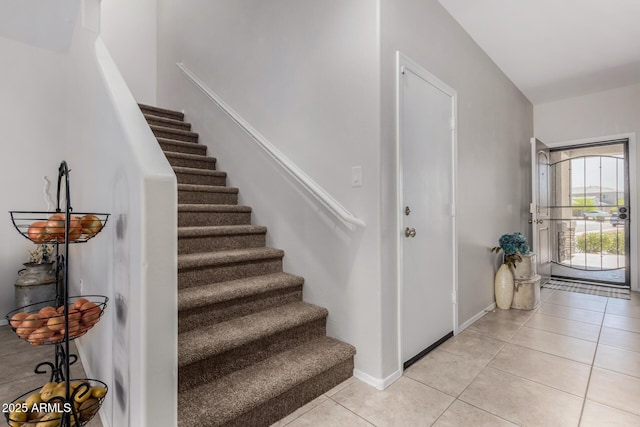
178,318 -> 326,392
153,128 -> 198,143
146,117 -> 191,131
179,258 -> 283,289
140,106 -> 183,121
222,360 -> 354,427
178,211 -> 251,227
179,233 -> 266,254
167,156 -> 216,170
178,286 -> 303,333
178,191 -> 238,205
175,172 -> 227,186
159,141 -> 206,156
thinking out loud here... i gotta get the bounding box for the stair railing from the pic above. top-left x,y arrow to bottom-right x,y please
176,62 -> 366,230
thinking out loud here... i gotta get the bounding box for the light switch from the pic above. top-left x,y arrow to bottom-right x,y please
351,166 -> 362,187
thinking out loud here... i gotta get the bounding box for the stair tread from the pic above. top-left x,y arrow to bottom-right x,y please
144,113 -> 191,128
179,272 -> 303,310
150,124 -> 199,138
178,204 -> 251,212
173,166 -> 226,177
178,247 -> 284,269
139,103 -> 184,120
178,184 -> 239,194
178,336 -> 355,425
157,137 -> 203,147
178,225 -> 267,237
164,151 -> 215,161
178,301 -> 328,367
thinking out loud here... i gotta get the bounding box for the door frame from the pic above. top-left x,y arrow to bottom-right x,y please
544,132 -> 638,291
395,51 -> 458,372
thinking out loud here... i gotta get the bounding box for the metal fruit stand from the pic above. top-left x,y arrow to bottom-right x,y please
4,161 -> 109,427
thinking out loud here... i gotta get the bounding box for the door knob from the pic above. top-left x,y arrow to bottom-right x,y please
528,219 -> 533,224
537,219 -> 543,224
405,227 -> 416,238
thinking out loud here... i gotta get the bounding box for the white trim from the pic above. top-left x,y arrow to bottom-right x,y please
175,62 -> 365,230
544,132 -> 638,292
354,368 -> 402,391
458,302 -> 495,333
395,52 -> 458,374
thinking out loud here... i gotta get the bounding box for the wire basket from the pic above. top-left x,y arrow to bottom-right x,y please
3,379 -> 107,426
9,212 -> 110,244
5,296 -> 108,346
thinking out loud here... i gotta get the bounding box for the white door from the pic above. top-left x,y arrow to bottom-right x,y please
531,138 -> 552,280
399,54 -> 456,367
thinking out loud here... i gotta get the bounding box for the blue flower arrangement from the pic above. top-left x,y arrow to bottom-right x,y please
491,232 -> 530,268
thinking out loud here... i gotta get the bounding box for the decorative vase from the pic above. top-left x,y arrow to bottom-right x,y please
494,263 -> 514,309
511,253 -> 537,280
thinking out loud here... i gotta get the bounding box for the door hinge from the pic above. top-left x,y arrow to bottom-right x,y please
451,204 -> 456,217
451,290 -> 457,304
450,117 -> 456,130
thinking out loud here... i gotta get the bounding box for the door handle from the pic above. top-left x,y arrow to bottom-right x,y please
404,227 -> 416,238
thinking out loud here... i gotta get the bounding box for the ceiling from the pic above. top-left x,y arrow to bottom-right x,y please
438,0 -> 640,104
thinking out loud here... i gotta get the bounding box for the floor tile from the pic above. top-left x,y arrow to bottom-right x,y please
433,400 -> 517,427
438,331 -> 506,363
539,287 -> 555,303
587,367 -> 640,416
510,326 -> 597,364
594,344 -> 640,378
606,298 -> 640,319
404,348 -> 487,397
546,291 -> 608,312
324,377 -> 355,397
489,343 -> 591,397
332,376 -> 454,427
537,302 -> 604,325
489,308 -> 535,325
599,327 -> 640,352
524,313 -> 601,342
285,400 -> 372,427
580,400 -> 640,427
603,313 -> 640,333
466,313 -> 523,341
460,367 -> 583,427
270,395 -> 329,426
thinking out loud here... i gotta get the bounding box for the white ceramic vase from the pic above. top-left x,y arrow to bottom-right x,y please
494,263 -> 514,309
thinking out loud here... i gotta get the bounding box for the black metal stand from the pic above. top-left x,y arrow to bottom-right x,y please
4,161 -> 110,427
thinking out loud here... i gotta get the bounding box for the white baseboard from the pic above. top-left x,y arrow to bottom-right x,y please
354,367 -> 402,391
458,302 -> 495,333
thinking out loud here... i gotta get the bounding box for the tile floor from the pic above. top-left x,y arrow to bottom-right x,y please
3,288 -> 639,426
271,287 -> 640,427
0,326 -> 102,426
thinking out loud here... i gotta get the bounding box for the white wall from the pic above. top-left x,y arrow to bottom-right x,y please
157,0 -> 385,381
101,0 -> 157,105
0,7 -> 73,324
534,83 -> 640,291
380,0 -> 534,377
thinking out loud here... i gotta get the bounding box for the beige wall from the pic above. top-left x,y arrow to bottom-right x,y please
157,0 -> 385,381
156,0 -> 535,385
380,0 -> 534,377
534,83 -> 640,291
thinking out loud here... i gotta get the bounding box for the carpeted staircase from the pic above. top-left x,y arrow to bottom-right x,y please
139,104 -> 356,427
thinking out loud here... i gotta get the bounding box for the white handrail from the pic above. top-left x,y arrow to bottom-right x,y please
176,62 -> 366,230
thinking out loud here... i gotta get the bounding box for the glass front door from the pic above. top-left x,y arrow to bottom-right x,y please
549,140 -> 630,286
